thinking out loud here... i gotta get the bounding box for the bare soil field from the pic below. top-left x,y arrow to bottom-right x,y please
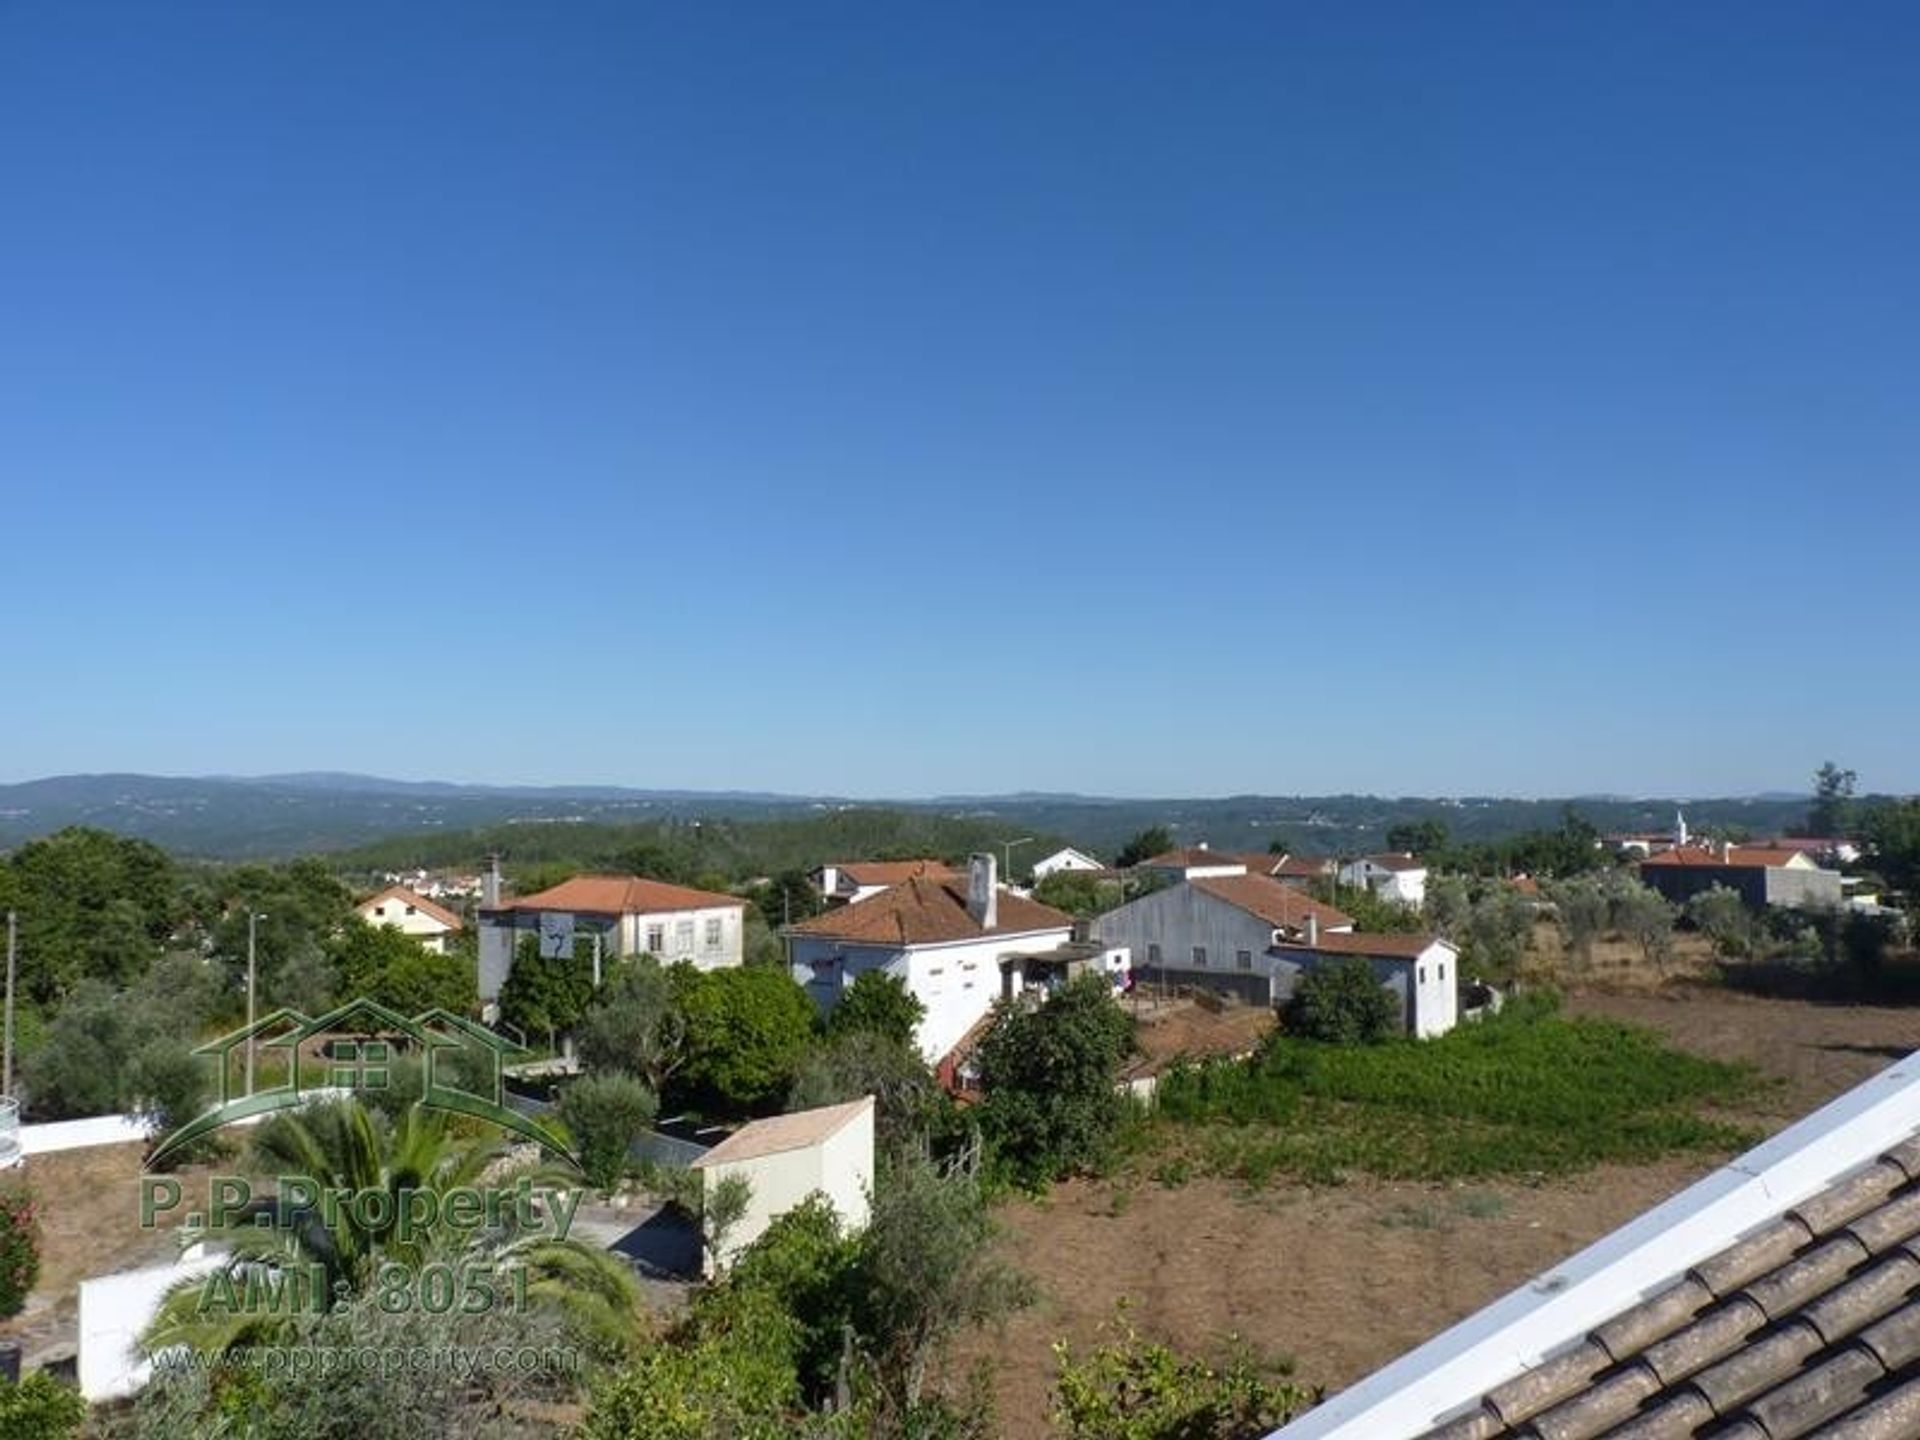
962,987 -> 1920,1437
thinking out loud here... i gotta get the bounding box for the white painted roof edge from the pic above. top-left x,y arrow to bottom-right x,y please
1268,1047 -> 1920,1440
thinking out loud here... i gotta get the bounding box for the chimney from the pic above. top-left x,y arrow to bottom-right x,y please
1197,841 -> 1209,852
483,853 -> 503,908
1720,840 -> 1734,863
1306,912 -> 1320,948
967,853 -> 998,929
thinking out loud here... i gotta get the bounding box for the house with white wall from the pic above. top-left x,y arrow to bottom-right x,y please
477,874 -> 746,1003
1270,931 -> 1460,1039
1093,874 -> 1355,1007
690,1096 -> 874,1277
785,854 -> 1076,1064
355,885 -> 464,954
1338,852 -> 1429,908
811,858 -> 958,906
1030,846 -> 1105,880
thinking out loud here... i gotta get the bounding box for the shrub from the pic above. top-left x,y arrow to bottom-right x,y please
1052,1306 -> 1314,1439
0,1372 -> 83,1440
0,1186 -> 39,1320
559,1073 -> 659,1192
1285,957 -> 1398,1044
672,965 -> 817,1112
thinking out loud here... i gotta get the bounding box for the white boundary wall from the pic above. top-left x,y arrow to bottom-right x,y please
78,1246 -> 222,1400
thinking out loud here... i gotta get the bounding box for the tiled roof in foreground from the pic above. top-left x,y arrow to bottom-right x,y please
1420,1130 -> 1920,1440
1272,1051 -> 1920,1440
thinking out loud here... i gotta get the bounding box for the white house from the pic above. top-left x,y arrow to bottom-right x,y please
690,1096 -> 875,1277
1092,874 -> 1356,1008
1270,932 -> 1460,1039
811,858 -> 958,906
1337,852 -> 1429,908
785,854 -> 1078,1065
1030,846 -> 1105,880
355,884 -> 464,954
477,874 -> 746,1003
1094,875 -> 1457,1037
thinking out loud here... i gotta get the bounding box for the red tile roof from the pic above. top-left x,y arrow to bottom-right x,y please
1276,930 -> 1443,960
1189,874 -> 1354,933
828,859 -> 958,887
1641,845 -> 1812,869
357,885 -> 464,932
785,877 -> 1073,946
498,874 -> 744,916
1270,853 -> 1336,879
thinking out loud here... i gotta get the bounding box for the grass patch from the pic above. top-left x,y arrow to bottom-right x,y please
1151,996 -> 1761,1186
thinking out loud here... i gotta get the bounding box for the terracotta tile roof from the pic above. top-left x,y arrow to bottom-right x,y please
830,859 -> 958,887
1641,845 -> 1812,870
691,1097 -> 873,1168
1272,853 -> 1337,879
1189,874 -> 1354,933
499,874 -> 744,916
1274,931 -> 1440,961
785,877 -> 1073,946
1358,851 -> 1427,872
1145,848 -> 1249,870
1412,1130 -> 1920,1440
357,885 -> 463,932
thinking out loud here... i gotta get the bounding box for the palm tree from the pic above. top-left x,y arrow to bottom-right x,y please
144,1096 -> 638,1358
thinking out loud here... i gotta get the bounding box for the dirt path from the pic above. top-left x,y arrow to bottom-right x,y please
962,989 -> 1920,1437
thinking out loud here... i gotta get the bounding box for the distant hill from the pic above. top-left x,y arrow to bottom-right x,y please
0,772 -> 1820,863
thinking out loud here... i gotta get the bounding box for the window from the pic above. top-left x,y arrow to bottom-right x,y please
372,906 -> 384,918
1438,962 -> 1446,983
647,924 -> 665,954
704,917 -> 723,950
1192,946 -> 1207,967
405,905 -> 417,916
1147,943 -> 1162,965
674,920 -> 694,954
1419,966 -> 1426,984
1236,950 -> 1253,970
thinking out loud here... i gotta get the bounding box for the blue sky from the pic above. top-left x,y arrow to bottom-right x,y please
3,2 -> 1915,798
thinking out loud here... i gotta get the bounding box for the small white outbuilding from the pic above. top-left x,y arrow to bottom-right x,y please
690,1095 -> 875,1276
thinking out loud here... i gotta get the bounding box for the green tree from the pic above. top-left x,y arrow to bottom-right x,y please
787,1030 -> 948,1160
826,971 -> 925,1048
560,1072 -> 659,1192
1385,819 -> 1449,858
1422,873 -> 1472,942
1463,884 -> 1536,983
1608,875 -> 1676,970
577,956 -> 687,1091
127,1040 -> 216,1170
1033,870 -> 1113,919
1687,885 -> 1752,957
751,870 -> 824,931
673,965 -> 818,1112
976,977 -> 1135,1187
1809,761 -> 1859,839
1115,827 -> 1175,869
328,918 -> 473,1013
2,826 -> 181,1001
851,1152 -> 1031,1412
1546,875 -> 1610,970
499,935 -> 595,1050
1286,957 -> 1398,1044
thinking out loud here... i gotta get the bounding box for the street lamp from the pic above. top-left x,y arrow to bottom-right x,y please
1002,836 -> 1035,879
245,911 -> 268,1095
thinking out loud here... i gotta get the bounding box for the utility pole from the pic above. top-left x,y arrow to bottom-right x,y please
245,911 -> 261,1095
3,911 -> 15,1100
